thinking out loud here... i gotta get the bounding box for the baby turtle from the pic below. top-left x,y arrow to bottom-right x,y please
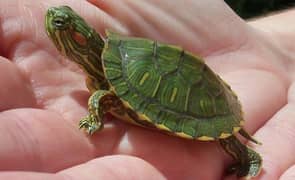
45,6 -> 262,178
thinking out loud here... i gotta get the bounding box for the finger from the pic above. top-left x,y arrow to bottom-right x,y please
0,57 -> 36,110
0,105 -> 227,179
280,165 -> 295,180
88,0 -> 250,56
59,155 -> 166,179
250,102 -> 295,180
0,155 -> 165,180
0,172 -> 53,180
0,109 -> 123,171
248,9 -> 295,52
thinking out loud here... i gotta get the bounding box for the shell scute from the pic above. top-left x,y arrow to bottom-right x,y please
155,43 -> 181,74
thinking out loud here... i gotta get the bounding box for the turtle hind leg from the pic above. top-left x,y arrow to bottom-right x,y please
219,135 -> 262,178
79,90 -> 118,135
246,147 -> 263,178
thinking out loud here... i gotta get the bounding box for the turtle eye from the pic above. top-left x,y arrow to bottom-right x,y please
53,18 -> 65,28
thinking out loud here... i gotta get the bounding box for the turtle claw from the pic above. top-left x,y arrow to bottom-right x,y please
79,115 -> 103,135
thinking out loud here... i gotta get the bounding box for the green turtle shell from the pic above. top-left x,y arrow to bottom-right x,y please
102,31 -> 243,140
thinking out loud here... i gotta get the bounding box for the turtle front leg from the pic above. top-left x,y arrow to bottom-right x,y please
79,90 -> 117,135
219,135 -> 262,178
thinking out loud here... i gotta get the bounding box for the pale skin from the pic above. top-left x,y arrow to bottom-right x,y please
0,0 -> 294,179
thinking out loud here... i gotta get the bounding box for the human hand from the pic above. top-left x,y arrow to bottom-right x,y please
0,0 -> 294,179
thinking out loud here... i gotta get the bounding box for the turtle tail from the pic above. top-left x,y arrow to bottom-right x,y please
239,128 -> 262,145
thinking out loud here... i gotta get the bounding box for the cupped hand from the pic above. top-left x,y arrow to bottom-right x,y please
0,0 -> 294,179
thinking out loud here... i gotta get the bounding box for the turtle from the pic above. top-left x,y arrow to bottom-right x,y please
45,6 -> 262,178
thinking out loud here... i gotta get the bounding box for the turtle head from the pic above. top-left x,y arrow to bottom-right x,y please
45,6 -> 105,80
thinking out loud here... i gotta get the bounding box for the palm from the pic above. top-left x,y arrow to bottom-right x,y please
1,0 -> 294,180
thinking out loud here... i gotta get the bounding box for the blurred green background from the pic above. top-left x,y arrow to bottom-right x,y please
225,0 -> 294,19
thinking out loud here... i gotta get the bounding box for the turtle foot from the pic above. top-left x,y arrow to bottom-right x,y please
226,148 -> 262,179
243,147 -> 262,179
79,114 -> 103,135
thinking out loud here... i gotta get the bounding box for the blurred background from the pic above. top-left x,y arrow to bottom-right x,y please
225,0 -> 294,19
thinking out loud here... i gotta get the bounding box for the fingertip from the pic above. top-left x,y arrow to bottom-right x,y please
59,155 -> 166,180
280,165 -> 295,180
